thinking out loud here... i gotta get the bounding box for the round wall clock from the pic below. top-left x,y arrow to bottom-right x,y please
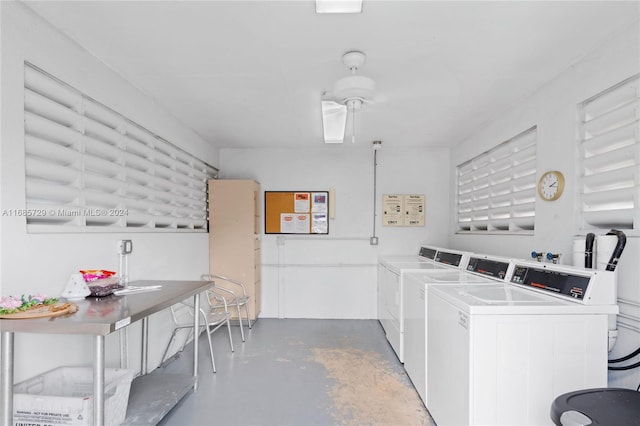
538,170 -> 565,201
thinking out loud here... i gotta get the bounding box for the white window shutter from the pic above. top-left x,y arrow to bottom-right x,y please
456,127 -> 537,233
24,63 -> 217,232
578,74 -> 640,232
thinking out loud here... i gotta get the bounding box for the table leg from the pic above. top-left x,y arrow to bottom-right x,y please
141,317 -> 149,375
193,292 -> 200,391
94,335 -> 105,426
1,331 -> 14,426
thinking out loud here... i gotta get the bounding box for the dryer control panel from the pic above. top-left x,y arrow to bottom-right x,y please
467,257 -> 510,280
510,262 -> 617,305
511,266 -> 589,299
435,251 -> 465,267
419,246 -> 438,260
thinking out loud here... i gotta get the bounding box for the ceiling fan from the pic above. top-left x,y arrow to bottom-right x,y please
322,51 -> 378,144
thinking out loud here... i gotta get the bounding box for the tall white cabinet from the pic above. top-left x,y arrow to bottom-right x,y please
208,179 -> 261,320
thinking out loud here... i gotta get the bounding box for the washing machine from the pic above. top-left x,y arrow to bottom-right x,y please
403,255 -> 517,404
377,245 -> 440,337
378,247 -> 473,362
426,261 -> 619,426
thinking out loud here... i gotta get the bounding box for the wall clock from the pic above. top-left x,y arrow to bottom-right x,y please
538,170 -> 565,201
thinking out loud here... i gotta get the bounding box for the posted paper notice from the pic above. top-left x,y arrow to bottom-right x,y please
294,193 -> 310,213
281,213 -> 310,233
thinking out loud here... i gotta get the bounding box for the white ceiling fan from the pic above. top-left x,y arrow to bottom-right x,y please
322,51 -> 378,144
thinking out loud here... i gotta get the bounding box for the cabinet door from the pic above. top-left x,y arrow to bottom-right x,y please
208,179 -> 261,320
210,180 -> 256,229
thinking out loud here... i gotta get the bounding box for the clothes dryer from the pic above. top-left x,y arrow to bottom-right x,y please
403,255 -> 516,404
380,245 -> 440,264
378,247 -> 472,362
427,262 -> 618,426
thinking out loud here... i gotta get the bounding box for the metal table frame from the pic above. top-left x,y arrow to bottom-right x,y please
0,280 -> 213,426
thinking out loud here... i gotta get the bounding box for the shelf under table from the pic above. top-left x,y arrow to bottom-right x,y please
123,372 -> 196,425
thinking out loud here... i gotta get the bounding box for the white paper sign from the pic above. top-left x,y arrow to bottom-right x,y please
294,193 -> 310,213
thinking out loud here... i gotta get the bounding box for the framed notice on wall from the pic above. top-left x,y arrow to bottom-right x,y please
382,194 -> 425,227
382,195 -> 403,226
265,191 -> 329,234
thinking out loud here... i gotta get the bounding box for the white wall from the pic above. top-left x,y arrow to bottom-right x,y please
450,21 -> 640,389
1,2 -> 219,382
220,146 -> 450,318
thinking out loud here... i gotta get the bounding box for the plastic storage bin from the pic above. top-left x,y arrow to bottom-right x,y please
13,366 -> 135,426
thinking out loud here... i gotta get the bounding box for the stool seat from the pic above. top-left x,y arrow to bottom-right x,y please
551,388 -> 640,426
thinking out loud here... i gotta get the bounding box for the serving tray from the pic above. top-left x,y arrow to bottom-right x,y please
0,302 -> 78,319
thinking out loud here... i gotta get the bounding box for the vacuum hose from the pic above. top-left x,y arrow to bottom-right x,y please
585,233 -> 595,269
605,229 -> 626,272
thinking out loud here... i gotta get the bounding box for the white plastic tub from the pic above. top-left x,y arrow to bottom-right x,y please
13,366 -> 135,426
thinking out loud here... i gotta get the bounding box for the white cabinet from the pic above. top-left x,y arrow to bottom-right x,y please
208,179 -> 261,320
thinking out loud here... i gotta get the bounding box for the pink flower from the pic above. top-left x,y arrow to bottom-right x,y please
0,296 -> 22,310
30,293 -> 49,303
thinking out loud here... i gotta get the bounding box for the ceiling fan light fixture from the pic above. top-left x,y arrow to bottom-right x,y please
315,0 -> 363,14
321,100 -> 347,143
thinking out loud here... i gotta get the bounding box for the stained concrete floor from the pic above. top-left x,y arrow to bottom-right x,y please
155,319 -> 436,426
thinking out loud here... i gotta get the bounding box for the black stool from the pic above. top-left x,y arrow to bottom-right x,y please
550,388 -> 640,425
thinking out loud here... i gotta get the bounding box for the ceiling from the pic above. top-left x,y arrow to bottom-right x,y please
23,1 -> 639,150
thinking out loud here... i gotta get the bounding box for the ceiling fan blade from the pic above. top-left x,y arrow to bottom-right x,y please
322,91 -> 340,103
321,100 -> 347,143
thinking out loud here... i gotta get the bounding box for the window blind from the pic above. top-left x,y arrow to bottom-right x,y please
24,63 -> 218,232
578,74 -> 640,232
456,127 -> 537,233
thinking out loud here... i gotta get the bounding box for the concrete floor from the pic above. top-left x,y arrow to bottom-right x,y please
155,319 -> 435,426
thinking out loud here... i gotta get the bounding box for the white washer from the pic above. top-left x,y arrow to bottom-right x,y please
403,255 -> 516,405
378,245 -> 442,342
378,246 -> 473,362
427,262 -> 619,426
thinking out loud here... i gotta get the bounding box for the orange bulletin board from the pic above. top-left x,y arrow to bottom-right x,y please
265,191 -> 329,234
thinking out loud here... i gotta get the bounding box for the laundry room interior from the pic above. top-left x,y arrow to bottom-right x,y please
1,1 -> 640,425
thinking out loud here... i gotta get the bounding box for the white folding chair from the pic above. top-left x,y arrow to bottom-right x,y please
202,274 -> 252,342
